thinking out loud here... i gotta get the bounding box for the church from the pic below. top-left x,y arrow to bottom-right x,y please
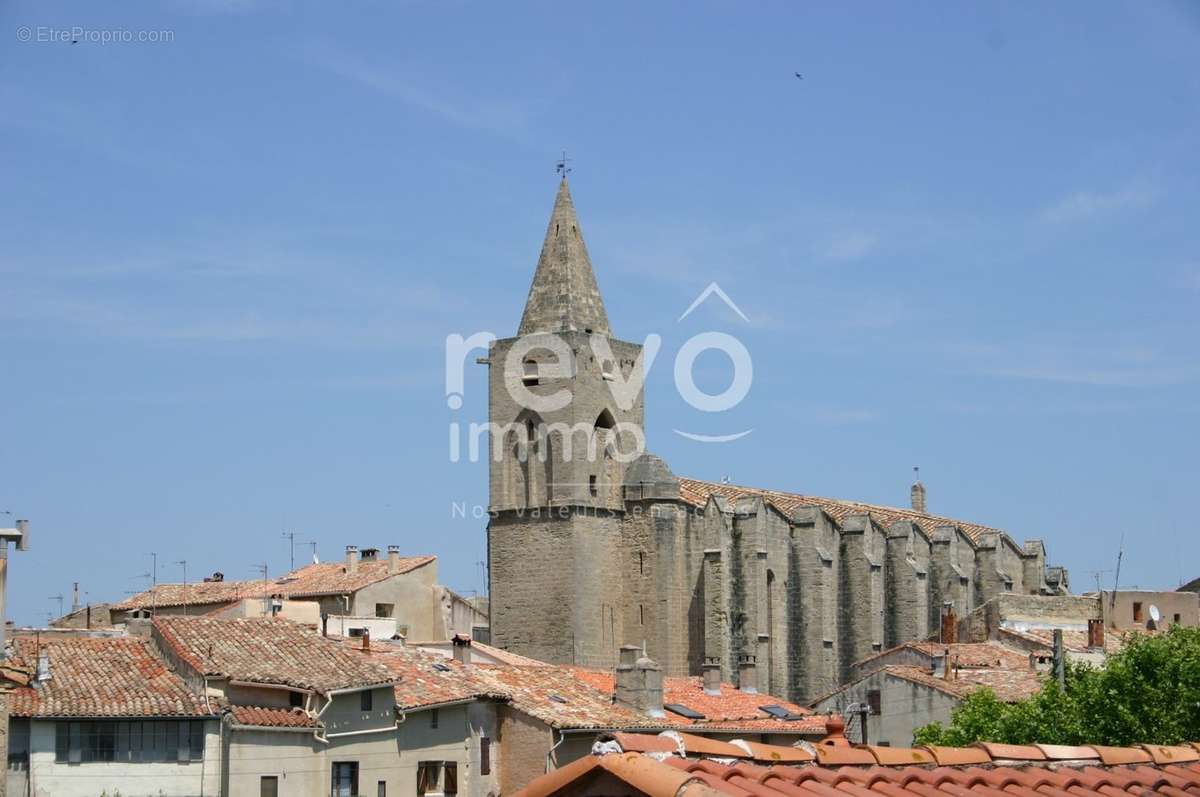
485,178 -> 1071,704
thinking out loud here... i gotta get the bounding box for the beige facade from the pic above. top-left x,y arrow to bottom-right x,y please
1099,590 -> 1199,630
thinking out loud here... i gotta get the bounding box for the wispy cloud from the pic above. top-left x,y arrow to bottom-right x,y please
301,44 -> 529,139
1038,184 -> 1155,224
823,231 -> 878,262
948,339 -> 1196,387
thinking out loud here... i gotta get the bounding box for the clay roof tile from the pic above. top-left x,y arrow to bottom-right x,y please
971,742 -> 1048,761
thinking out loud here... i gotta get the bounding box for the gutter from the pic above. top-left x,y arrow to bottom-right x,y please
546,728 -> 566,773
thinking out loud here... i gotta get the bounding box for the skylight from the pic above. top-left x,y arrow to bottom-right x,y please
432,663 -> 451,672
664,703 -> 705,720
759,704 -> 805,720
548,694 -> 568,704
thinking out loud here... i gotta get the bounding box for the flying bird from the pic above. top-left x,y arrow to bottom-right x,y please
794,72 -> 803,79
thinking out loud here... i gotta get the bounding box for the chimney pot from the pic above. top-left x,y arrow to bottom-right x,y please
361,628 -> 371,652
452,633 -> 472,665
939,603 -> 958,644
702,656 -> 722,695
614,647 -> 663,715
1088,618 -> 1105,649
737,654 -> 757,693
388,545 -> 401,573
345,545 -> 360,574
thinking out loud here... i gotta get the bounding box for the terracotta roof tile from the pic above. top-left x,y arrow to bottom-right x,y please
678,478 -> 1002,543
7,635 -> 213,718
228,705 -> 317,728
269,557 -> 435,598
1139,744 -> 1200,765
112,580 -> 267,611
920,746 -> 992,766
872,665 -> 1044,703
113,555 -> 436,609
336,639 -> 506,710
971,742 -> 1047,761
1035,744 -> 1099,761
1087,745 -> 1153,765
515,742 -> 1200,797
153,616 -> 395,695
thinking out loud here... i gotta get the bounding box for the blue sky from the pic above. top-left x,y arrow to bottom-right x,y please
2,1 -> 1198,624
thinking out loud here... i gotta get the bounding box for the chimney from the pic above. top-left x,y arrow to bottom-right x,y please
702,656 -> 722,696
345,545 -> 360,574
387,545 -> 401,574
939,602 -> 958,644
911,479 -> 927,513
932,650 -> 947,679
361,628 -> 371,652
15,519 -> 29,551
1087,618 -> 1105,650
819,714 -> 850,747
71,582 -> 80,612
452,633 -> 472,665
614,645 -> 664,716
737,654 -> 757,693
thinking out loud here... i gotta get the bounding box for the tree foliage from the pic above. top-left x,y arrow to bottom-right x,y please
913,626 -> 1200,747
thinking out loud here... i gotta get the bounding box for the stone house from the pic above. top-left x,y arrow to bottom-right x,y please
486,178 -> 1073,705
811,640 -> 1044,746
4,633 -> 222,797
109,548 -> 487,643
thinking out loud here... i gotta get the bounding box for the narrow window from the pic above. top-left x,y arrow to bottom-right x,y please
638,551 -> 644,575
260,775 -> 279,797
361,689 -> 373,712
430,708 -> 439,728
639,604 -> 645,625
378,781 -> 387,797
1133,602 -> 1144,623
1174,613 -> 1182,624
588,475 -> 597,496
189,720 -> 204,761
867,689 -> 882,715
332,761 -> 359,797
444,762 -> 459,795
480,737 -> 491,776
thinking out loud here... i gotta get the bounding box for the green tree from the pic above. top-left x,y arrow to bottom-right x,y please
913,626 -> 1200,747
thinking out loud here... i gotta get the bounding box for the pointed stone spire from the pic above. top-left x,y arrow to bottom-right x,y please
518,178 -> 611,336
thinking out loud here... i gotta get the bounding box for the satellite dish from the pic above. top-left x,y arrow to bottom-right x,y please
1149,605 -> 1161,623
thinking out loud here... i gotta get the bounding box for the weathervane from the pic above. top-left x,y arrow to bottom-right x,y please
555,150 -> 572,178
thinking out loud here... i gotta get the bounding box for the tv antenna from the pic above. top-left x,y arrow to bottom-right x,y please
282,530 -> 298,572
48,593 -> 64,619
175,559 -> 188,615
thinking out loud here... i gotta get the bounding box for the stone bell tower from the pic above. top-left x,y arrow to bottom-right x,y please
486,177 -> 646,668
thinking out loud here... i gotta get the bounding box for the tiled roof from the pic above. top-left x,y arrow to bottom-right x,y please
111,554 -> 436,609
345,639 -> 821,734
480,664 -> 825,734
999,627 -> 1122,654
154,616 -> 396,695
228,705 -> 318,728
7,635 -> 213,718
852,641 -> 1036,672
337,638 -> 507,710
112,579 -> 266,611
569,668 -> 822,731
881,664 -> 1045,703
516,731 -> 1200,797
269,556 -> 435,597
679,478 -> 1002,543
